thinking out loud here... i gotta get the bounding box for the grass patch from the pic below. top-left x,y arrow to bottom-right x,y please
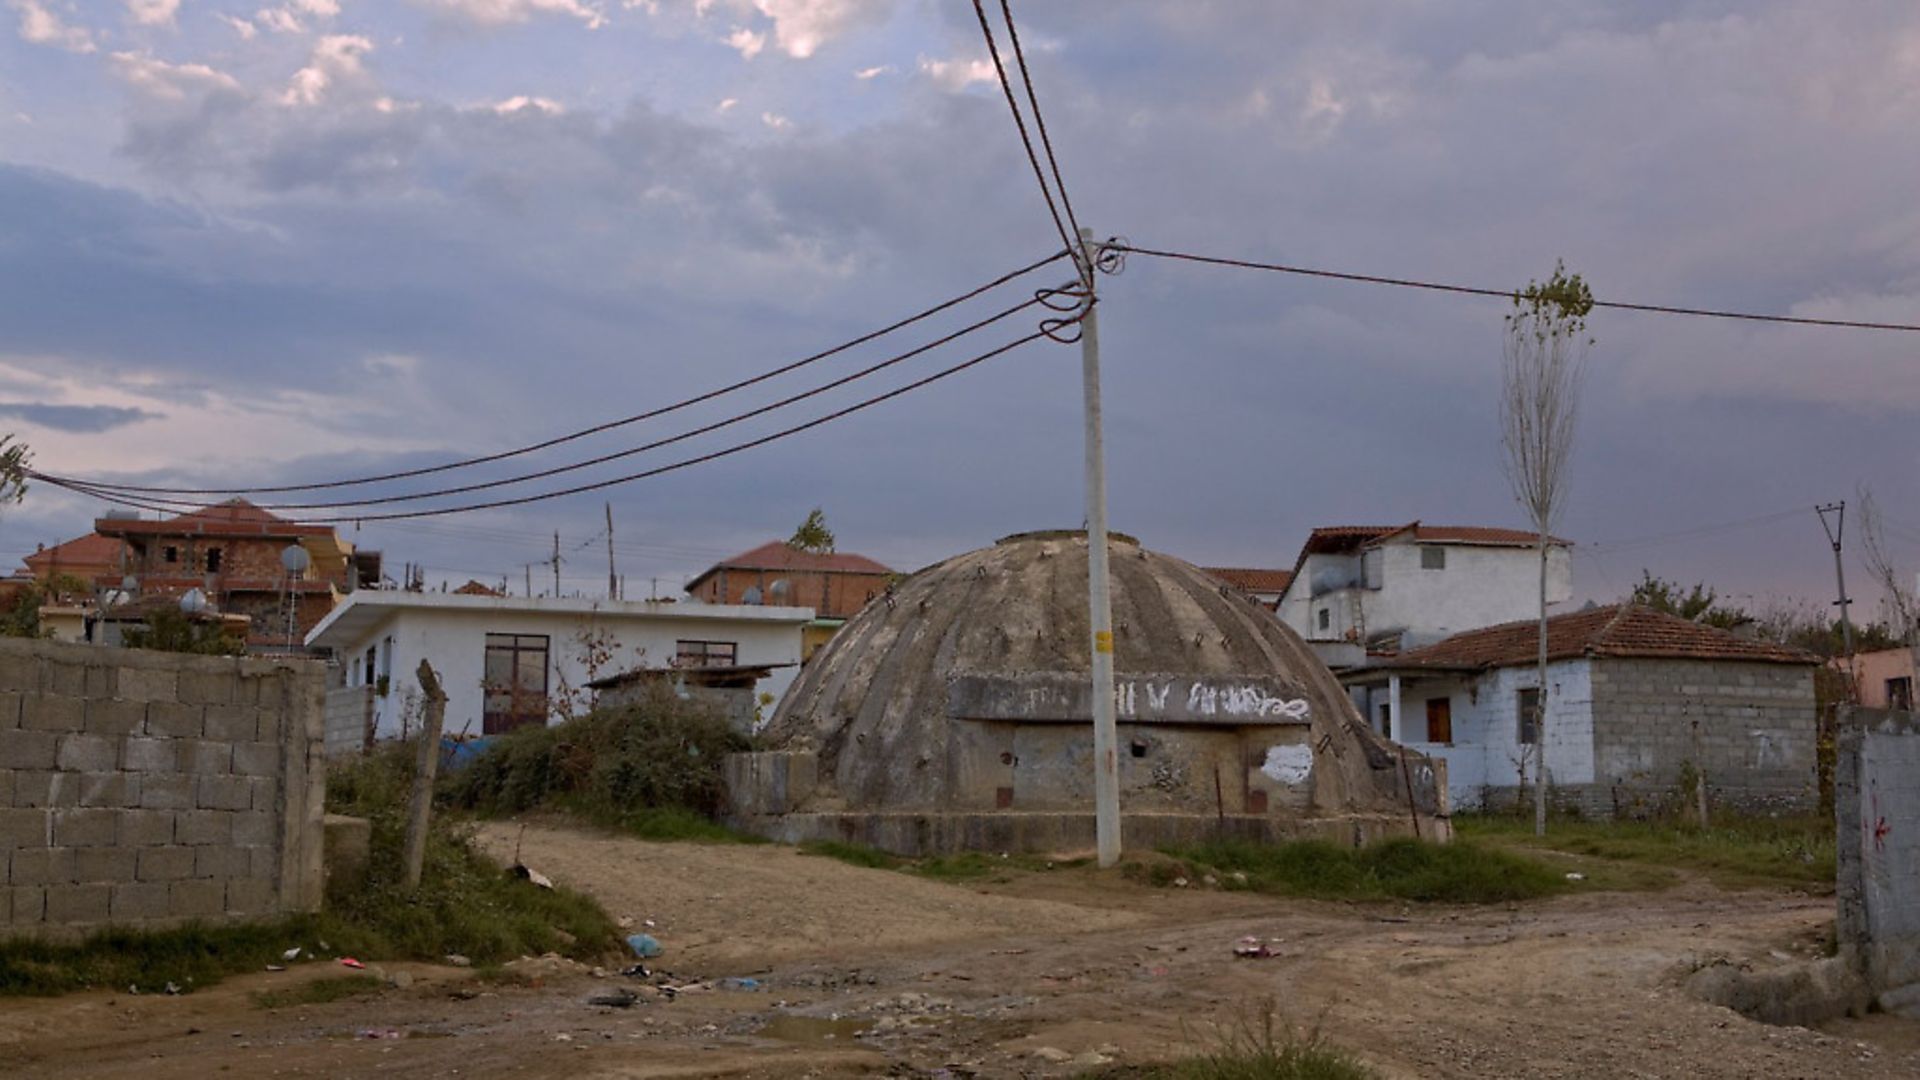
799,839 -> 903,869
797,842 -> 1082,881
0,916 -> 364,998
1085,1007 -> 1375,1080
1454,813 -> 1834,891
251,973 -> 384,1009
1156,838 -> 1565,904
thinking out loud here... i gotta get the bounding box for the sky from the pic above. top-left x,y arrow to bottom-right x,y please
1,0 -> 1917,618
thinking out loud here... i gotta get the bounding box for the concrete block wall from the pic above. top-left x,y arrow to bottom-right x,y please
323,685 -> 375,759
1585,658 -> 1817,816
0,637 -> 325,935
1836,707 -> 1920,1017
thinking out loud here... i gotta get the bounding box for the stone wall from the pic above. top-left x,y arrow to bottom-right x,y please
0,637 -> 325,935
1836,707 -> 1920,1017
1575,657 -> 1817,817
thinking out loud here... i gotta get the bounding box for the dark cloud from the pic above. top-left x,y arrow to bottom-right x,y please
0,402 -> 162,433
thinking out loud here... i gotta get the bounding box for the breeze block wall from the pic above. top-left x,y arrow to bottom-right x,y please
1837,707 -> 1920,1017
0,637 -> 325,935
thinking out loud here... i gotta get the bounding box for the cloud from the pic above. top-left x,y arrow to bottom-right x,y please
716,96 -> 738,112
126,0 -> 180,27
280,34 -> 374,106
759,110 -> 789,129
725,26 -> 763,58
852,64 -> 892,80
688,0 -> 892,59
0,402 -> 162,433
111,52 -> 245,101
916,54 -> 993,91
408,0 -> 607,30
10,0 -> 96,52
491,94 -> 564,114
217,13 -> 258,39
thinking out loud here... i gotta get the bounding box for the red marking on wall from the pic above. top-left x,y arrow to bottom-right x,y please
1874,816 -> 1892,852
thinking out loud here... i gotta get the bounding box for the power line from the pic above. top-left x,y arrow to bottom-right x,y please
46,249 -> 1070,498
1580,508 -> 1810,553
36,290 -> 1050,513
40,325 -> 1063,524
972,0 -> 1076,259
1114,244 -> 1920,332
997,0 -> 1085,254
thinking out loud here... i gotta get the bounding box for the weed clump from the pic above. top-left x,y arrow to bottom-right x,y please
441,684 -> 748,825
1156,837 -> 1564,904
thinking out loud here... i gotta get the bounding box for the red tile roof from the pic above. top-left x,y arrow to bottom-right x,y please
96,498 -> 334,539
1391,524 -> 1566,547
689,541 -> 893,585
1392,604 -> 1816,670
1202,567 -> 1295,594
23,532 -> 125,578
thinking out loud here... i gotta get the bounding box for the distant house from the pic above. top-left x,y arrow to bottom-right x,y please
687,541 -> 894,659
23,532 -> 127,585
1201,567 -> 1293,612
1274,522 -> 1571,665
1340,604 -> 1819,815
1847,647 -> 1916,711
305,590 -> 812,742
92,499 -> 379,653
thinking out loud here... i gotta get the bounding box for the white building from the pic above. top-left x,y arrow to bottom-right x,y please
305,591 -> 812,742
1275,523 -> 1571,664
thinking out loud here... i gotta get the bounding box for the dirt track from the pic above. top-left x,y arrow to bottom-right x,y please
5,821 -> 1917,1078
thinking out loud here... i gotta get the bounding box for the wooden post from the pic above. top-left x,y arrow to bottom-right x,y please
403,660 -> 448,890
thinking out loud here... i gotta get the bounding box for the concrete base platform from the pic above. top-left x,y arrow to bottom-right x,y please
727,809 -> 1450,857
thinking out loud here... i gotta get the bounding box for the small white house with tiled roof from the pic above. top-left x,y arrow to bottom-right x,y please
1339,604 -> 1819,816
1274,522 -> 1571,665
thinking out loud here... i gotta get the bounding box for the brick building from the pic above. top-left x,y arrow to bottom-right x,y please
1340,604 -> 1820,815
91,499 -> 379,653
687,542 -> 893,659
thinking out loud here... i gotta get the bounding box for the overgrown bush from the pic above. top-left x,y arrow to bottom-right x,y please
442,683 -> 748,822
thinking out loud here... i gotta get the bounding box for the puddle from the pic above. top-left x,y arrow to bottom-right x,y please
754,1014 -> 874,1045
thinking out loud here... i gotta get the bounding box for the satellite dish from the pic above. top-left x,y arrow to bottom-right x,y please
768,578 -> 791,603
179,588 -> 210,616
281,545 -> 311,576
741,585 -> 763,605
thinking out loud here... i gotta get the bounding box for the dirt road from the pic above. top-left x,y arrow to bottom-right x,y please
5,822 -> 1916,1078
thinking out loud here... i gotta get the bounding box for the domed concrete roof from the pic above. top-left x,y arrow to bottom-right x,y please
764,531 -> 1430,824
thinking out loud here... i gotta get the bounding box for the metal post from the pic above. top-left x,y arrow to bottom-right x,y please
552,531 -> 562,597
1079,226 -> 1121,869
1817,503 -> 1858,697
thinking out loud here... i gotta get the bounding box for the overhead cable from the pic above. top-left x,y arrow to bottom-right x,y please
1113,244 -> 1920,332
41,324 -> 1066,525
48,249 -> 1070,498
972,0 -> 1077,260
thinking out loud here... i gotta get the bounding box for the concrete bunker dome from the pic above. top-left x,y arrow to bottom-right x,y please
731,531 -> 1447,854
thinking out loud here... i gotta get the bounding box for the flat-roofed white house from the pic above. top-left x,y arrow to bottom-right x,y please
1275,522 -> 1572,666
306,591 -> 811,751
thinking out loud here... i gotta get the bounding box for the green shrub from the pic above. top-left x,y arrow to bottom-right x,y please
1085,1005 -> 1376,1079
442,683 -> 748,822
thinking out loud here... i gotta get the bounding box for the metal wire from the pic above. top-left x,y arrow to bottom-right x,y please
972,0 -> 1076,259
53,249 -> 1073,497
998,0 -> 1086,270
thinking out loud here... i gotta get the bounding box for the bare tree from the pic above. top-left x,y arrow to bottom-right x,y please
1856,485 -> 1918,704
1499,262 -> 1594,836
0,435 -> 28,513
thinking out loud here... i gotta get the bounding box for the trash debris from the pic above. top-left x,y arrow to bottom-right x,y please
358,1028 -> 403,1040
643,919 -> 656,928
553,1032 -> 573,1042
340,958 -> 366,970
264,965 -> 285,973
717,977 -> 762,992
1565,872 -> 1586,881
510,864 -> 554,889
587,989 -> 640,1008
282,947 -> 303,961
1172,877 -> 1189,888
620,963 -> 652,979
445,954 -> 472,968
1232,936 -> 1274,959
626,933 -> 664,959
164,982 -> 182,995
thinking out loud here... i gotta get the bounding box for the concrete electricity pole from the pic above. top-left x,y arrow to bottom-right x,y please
1078,227 -> 1121,869
605,502 -> 618,600
1816,502 -> 1858,696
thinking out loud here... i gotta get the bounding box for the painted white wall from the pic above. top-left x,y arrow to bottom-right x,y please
1281,540 -> 1571,646
308,594 -> 810,740
1357,659 -> 1595,809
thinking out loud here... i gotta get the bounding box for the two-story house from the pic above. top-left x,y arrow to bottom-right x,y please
1275,523 -> 1572,667
687,541 -> 894,659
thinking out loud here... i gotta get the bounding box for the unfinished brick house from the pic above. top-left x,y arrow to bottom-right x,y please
92,499 -> 379,653
687,541 -> 894,659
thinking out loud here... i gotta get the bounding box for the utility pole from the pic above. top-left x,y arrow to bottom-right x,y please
551,531 -> 562,597
1078,227 -> 1120,869
524,563 -> 532,599
1816,502 -> 1858,697
605,503 -> 618,600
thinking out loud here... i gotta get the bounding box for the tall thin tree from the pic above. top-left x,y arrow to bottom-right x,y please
1499,262 -> 1593,836
1856,486 -> 1918,702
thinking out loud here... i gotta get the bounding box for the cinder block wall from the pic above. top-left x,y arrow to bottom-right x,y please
1582,658 -> 1817,816
323,685 -> 374,759
0,637 -> 325,935
1836,707 -> 1920,1016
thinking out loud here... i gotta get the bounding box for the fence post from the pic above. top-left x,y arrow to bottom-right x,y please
403,660 -> 448,890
